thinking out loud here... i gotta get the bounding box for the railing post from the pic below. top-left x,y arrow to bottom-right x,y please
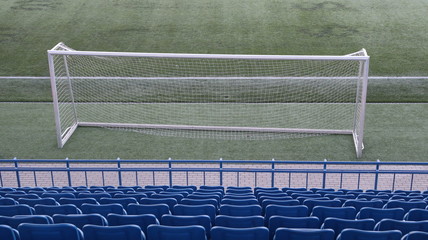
14,157 -> 21,188
117,158 -> 122,186
168,158 -> 172,187
66,158 -> 72,187
219,158 -> 223,186
374,159 -> 380,190
322,159 -> 327,189
271,158 -> 275,187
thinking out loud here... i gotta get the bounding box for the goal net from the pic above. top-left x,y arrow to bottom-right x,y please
48,43 -> 369,158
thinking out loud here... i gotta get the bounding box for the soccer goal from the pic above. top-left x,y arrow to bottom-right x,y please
48,42 -> 369,158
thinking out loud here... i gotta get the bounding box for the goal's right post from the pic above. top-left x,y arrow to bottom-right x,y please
353,49 -> 370,158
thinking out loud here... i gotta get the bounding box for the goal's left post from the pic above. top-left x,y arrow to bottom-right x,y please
48,42 -> 78,148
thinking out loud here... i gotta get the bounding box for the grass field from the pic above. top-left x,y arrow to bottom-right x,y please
0,0 -> 427,161
0,0 -> 427,76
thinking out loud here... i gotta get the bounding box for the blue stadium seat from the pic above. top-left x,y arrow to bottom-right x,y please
199,186 -> 224,192
268,216 -> 320,240
226,189 -> 253,195
147,224 -> 206,240
0,215 -> 53,228
0,198 -> 18,205
337,229 -> 402,240
134,190 -> 156,197
107,213 -> 158,236
53,214 -> 108,229
5,193 -> 40,200
321,217 -> 375,239
215,215 -> 264,228
172,204 -> 216,224
161,214 -> 212,238
188,194 -> 221,203
77,193 -> 111,202
264,205 -> 309,225
0,204 -> 35,216
0,224 -> 20,240
82,224 -> 145,240
219,204 -> 262,216
273,228 -> 334,240
404,209 -> 428,221
145,185 -> 169,191
127,203 -> 170,220
18,223 -> 84,240
383,200 -> 428,213
211,226 -> 268,240
18,197 -> 59,207
342,199 -> 384,212
223,194 -> 256,200
221,198 -> 259,205
311,206 -> 356,223
291,193 -> 322,199
41,193 -> 75,201
80,203 -> 126,217
258,196 -> 292,204
34,204 -> 81,216
139,197 -> 178,210
357,194 -> 390,201
374,219 -> 428,236
356,207 -> 405,223
401,231 -> 428,240
164,188 -> 193,194
98,197 -> 137,208
113,193 -> 147,200
311,188 -> 335,193
172,185 -> 197,192
180,198 -> 219,208
151,193 -> 184,202
303,199 -> 342,213
261,199 -> 299,213
160,190 -> 189,197
58,197 -> 98,208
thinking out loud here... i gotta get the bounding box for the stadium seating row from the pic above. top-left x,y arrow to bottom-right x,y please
1,186 -> 428,240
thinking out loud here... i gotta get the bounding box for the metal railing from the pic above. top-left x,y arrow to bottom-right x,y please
0,158 -> 427,191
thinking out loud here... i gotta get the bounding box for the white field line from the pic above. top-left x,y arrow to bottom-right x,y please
0,76 -> 428,80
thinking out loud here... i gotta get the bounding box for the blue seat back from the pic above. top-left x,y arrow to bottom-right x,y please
401,231 -> 428,240
0,204 -> 35,216
99,197 -> 137,208
53,214 -> 108,229
374,219 -> 428,236
0,198 -> 18,205
80,203 -> 126,217
18,197 -> 59,207
18,223 -> 84,240
356,207 -> 405,223
180,198 -> 218,208
211,226 -> 268,240
147,224 -> 206,240
82,224 -> 145,240
41,193 -> 75,201
303,199 -> 341,212
34,204 -> 81,216
173,204 -> 216,224
139,198 -> 177,210
273,228 -> 334,240
383,200 -> 427,213
0,224 -> 20,240
78,193 -> 111,202
161,214 -> 211,238
321,217 -> 375,239
58,198 -> 98,208
107,213 -> 158,236
127,203 -> 170,220
215,215 -> 264,228
219,204 -> 262,217
0,215 -> 53,228
342,199 -> 384,212
337,229 -> 401,240
311,206 -> 356,223
268,216 -> 320,240
404,209 -> 428,221
221,198 -> 259,205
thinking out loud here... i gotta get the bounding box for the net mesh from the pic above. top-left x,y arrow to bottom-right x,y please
50,43 -> 367,145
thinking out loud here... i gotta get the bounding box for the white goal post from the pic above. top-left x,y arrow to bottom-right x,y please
48,42 -> 369,158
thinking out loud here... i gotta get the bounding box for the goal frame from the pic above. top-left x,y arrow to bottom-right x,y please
48,42 -> 369,158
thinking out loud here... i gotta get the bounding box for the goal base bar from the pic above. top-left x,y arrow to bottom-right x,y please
78,122 -> 353,135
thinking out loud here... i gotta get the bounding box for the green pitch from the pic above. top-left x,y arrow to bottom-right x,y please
0,103 -> 426,161
0,0 -> 427,161
0,0 -> 428,76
